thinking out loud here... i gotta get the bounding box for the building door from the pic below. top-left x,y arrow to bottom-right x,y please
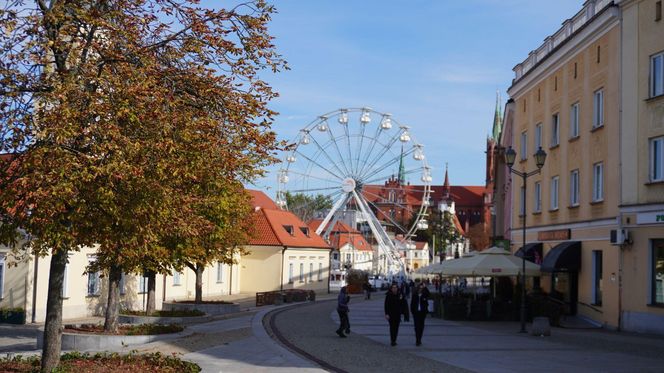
551,271 -> 578,315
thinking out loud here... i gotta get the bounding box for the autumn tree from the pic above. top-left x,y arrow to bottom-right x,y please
0,1 -> 285,371
466,223 -> 490,251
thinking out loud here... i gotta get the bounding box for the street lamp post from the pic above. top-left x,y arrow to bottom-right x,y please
504,145 -> 547,333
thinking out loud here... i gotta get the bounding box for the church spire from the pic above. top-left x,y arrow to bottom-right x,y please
492,90 -> 503,141
398,145 -> 405,184
443,162 -> 450,199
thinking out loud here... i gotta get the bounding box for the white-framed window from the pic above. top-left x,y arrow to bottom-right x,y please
650,136 -> 664,182
651,239 -> 664,305
550,176 -> 559,210
173,271 -> 181,286
288,263 -> 294,284
593,89 -> 604,128
592,250 -> 603,305
216,262 -> 224,283
570,169 -> 580,206
62,261 -> 69,298
119,272 -> 126,295
551,114 -> 560,146
534,181 -> 542,213
299,263 -> 304,283
346,253 -> 351,263
519,186 -> 525,216
87,256 -> 100,296
309,263 -> 314,282
535,123 -> 542,150
592,162 -> 604,202
520,132 -> 528,160
318,263 -> 323,281
570,102 -> 580,138
651,52 -> 664,97
0,253 -> 5,299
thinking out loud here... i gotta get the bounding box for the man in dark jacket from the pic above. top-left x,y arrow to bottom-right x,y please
410,281 -> 431,346
384,283 -> 409,346
336,286 -> 350,338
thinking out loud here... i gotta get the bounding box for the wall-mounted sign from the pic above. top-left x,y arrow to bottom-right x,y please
537,229 -> 571,241
636,211 -> 664,225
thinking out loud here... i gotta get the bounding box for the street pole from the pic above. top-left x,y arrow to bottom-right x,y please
504,145 -> 546,334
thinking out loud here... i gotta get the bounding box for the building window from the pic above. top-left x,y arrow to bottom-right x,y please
651,240 -> 664,304
308,263 -> 313,282
299,263 -> 304,283
534,181 -> 542,213
0,254 -> 5,299
520,132 -> 528,160
651,136 -> 664,182
217,262 -> 224,283
652,52 -> 664,97
593,89 -> 604,128
535,123 -> 542,150
519,186 -> 525,216
550,176 -> 559,210
119,272 -> 126,295
570,169 -> 580,206
173,271 -> 181,286
592,250 -> 603,306
87,257 -> 100,296
61,262 -> 69,298
551,114 -> 559,147
570,102 -> 580,138
592,162 -> 604,202
288,263 -> 294,284
318,263 -> 323,281
656,1 -> 662,21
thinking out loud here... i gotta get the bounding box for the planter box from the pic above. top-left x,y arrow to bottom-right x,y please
36,329 -> 190,351
0,309 -> 26,325
118,314 -> 211,325
162,302 -> 240,316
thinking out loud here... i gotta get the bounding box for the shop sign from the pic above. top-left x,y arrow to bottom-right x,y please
537,229 -> 571,241
636,211 -> 664,225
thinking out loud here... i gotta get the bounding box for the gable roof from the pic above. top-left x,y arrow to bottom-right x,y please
246,190 -> 330,249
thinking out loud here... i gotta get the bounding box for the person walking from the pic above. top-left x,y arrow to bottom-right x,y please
384,283 -> 409,346
336,286 -> 350,338
410,280 -> 431,346
363,281 -> 372,300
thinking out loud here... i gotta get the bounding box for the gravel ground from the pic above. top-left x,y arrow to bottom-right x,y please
269,299 -> 471,373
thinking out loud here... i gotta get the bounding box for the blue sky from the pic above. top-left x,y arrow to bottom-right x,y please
243,0 -> 582,197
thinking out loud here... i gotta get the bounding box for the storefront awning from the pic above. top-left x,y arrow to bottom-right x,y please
541,241 -> 581,272
515,242 -> 543,264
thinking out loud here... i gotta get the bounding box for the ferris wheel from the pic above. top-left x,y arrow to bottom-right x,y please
276,107 -> 432,276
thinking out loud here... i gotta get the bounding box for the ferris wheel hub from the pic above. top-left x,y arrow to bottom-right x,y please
341,177 -> 356,193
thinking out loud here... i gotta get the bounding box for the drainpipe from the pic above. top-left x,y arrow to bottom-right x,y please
281,246 -> 286,291
229,263 -> 232,295
31,255 -> 38,323
162,273 -> 166,303
617,5 -> 624,331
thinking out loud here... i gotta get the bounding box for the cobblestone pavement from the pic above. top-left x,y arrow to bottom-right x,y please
272,296 -> 664,373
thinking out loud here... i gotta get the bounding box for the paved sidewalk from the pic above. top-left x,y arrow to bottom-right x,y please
329,297 -> 664,373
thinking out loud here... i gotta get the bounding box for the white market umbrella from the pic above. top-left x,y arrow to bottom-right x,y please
439,246 -> 540,277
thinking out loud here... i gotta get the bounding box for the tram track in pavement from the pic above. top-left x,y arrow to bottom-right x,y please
262,298 -> 467,373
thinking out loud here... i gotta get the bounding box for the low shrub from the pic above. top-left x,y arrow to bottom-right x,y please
0,351 -> 200,372
64,323 -> 183,336
0,307 -> 26,324
121,309 -> 205,317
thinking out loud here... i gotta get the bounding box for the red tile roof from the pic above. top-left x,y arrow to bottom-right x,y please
246,190 -> 330,249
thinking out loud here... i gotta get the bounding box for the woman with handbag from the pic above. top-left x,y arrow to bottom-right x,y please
384,283 -> 409,346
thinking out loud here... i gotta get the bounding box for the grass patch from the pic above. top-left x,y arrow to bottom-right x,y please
121,309 -> 205,317
0,351 -> 200,372
173,300 -> 233,304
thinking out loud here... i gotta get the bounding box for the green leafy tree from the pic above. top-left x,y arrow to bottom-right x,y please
285,192 -> 333,222
0,1 -> 285,370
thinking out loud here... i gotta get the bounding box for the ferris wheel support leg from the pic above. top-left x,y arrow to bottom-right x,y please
350,191 -> 406,277
315,193 -> 350,236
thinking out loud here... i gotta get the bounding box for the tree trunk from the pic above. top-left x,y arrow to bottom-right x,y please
146,271 -> 156,314
41,249 -> 68,372
103,264 -> 121,333
195,265 -> 204,303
